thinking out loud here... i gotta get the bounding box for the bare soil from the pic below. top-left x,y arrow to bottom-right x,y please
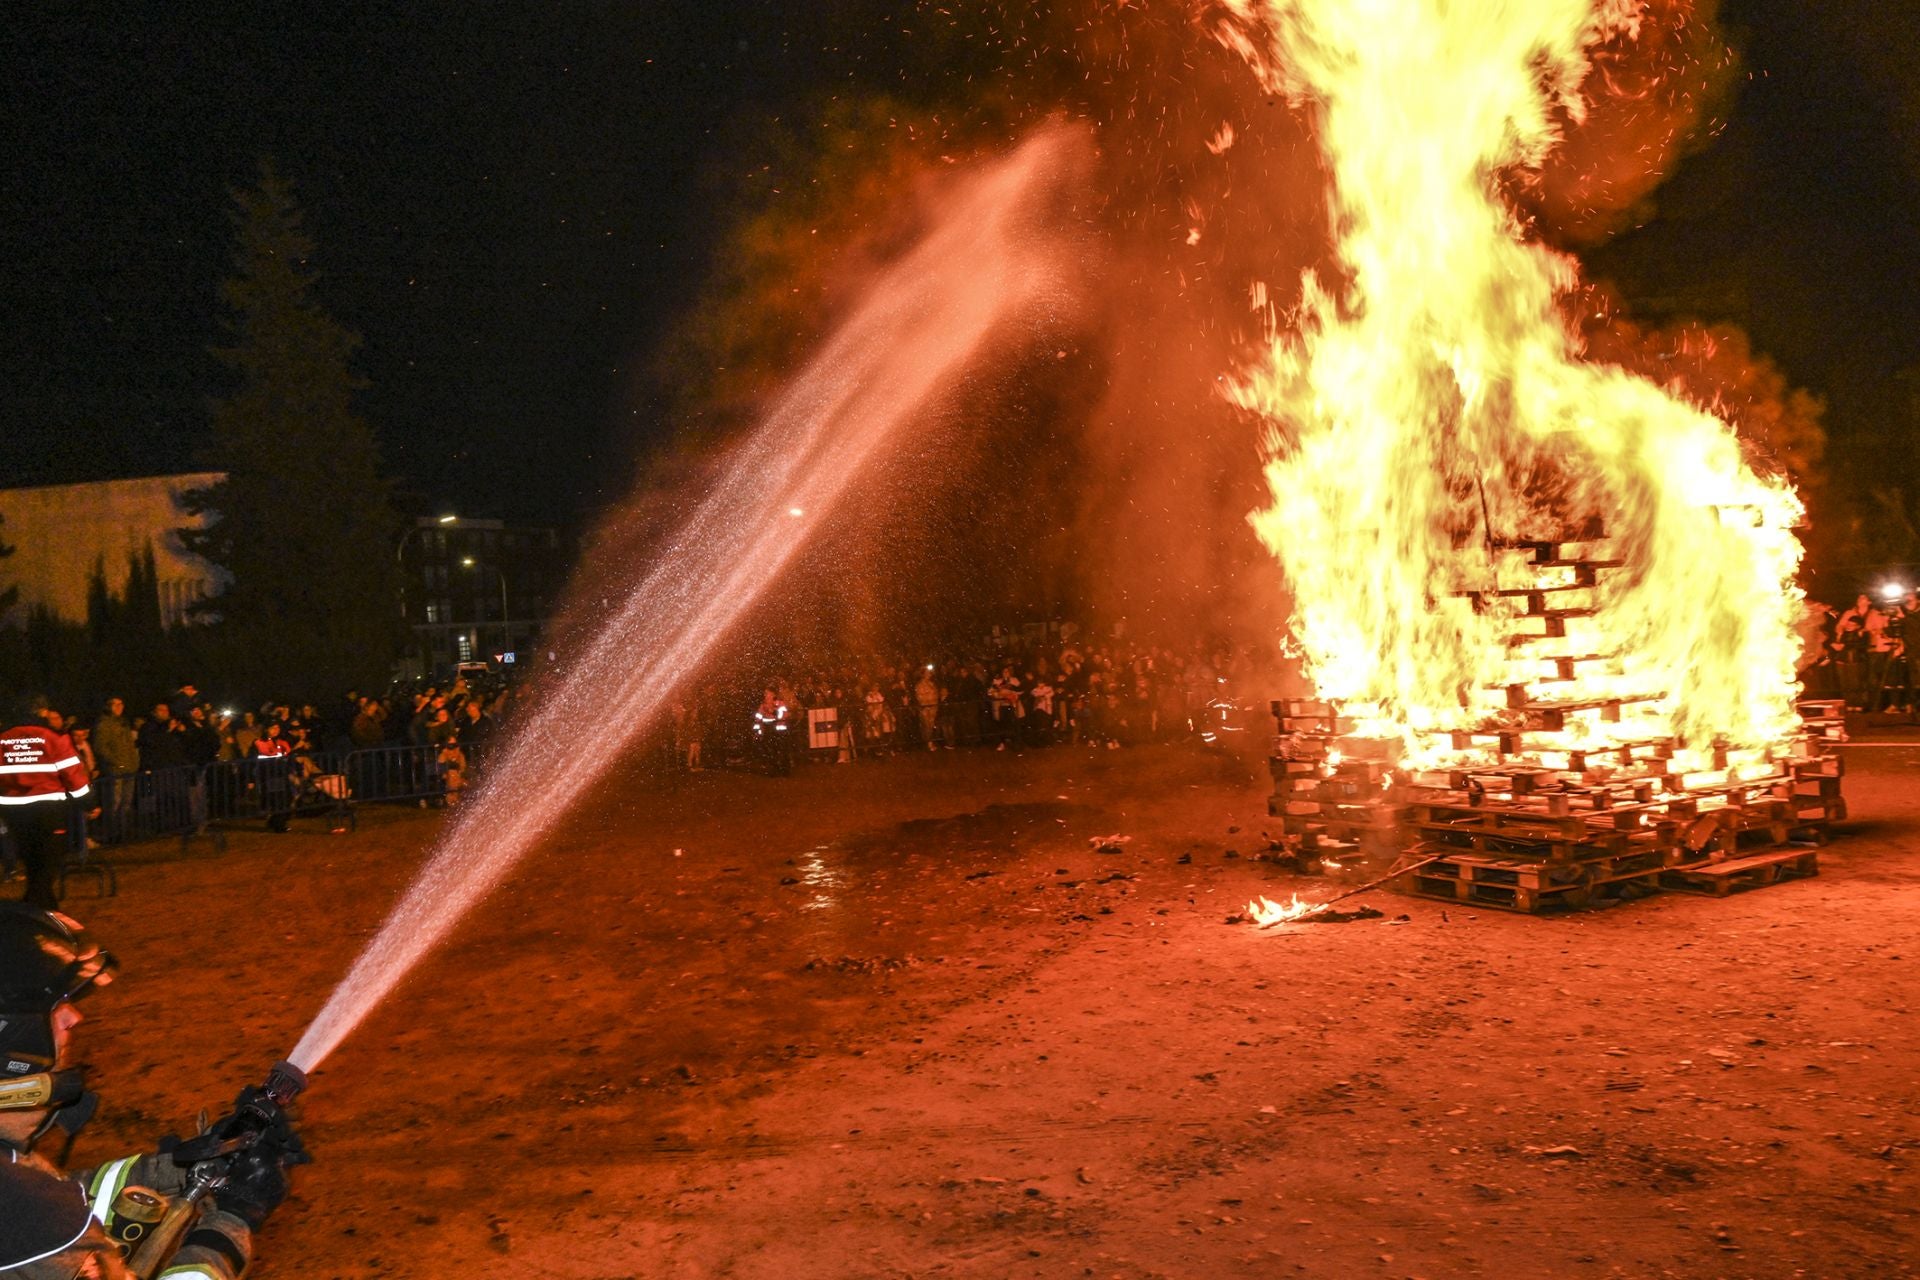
58,731 -> 1920,1279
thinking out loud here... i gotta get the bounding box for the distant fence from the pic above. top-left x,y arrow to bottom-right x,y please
87,744 -> 450,847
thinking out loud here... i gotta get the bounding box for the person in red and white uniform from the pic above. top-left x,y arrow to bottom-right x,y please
1,696 -> 94,910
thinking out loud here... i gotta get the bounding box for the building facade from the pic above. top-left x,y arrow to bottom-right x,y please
396,515 -> 568,676
0,473 -> 227,629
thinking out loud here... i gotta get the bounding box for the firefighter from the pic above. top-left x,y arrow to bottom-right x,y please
2,695 -> 95,911
0,906 -> 300,1278
751,687 -> 793,776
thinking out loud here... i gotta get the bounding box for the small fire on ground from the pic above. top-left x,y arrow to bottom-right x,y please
1245,893 -> 1318,925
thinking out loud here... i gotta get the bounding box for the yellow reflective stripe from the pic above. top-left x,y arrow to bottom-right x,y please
158,1270 -> 220,1280
87,1155 -> 138,1223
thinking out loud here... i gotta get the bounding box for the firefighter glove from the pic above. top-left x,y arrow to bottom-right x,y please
213,1145 -> 290,1229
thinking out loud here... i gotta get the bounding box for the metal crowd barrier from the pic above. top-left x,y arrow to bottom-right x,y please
90,744 -> 450,850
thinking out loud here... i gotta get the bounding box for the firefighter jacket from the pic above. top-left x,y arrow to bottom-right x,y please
0,726 -> 92,810
751,702 -> 791,737
0,1145 -> 252,1280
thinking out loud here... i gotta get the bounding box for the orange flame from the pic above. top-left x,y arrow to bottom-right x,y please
1245,893 -> 1321,924
1221,0 -> 1803,771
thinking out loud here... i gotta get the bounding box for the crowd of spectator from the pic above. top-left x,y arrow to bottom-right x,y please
671,629 -> 1268,776
1803,588 -> 1917,714
8,624 -> 1260,868
34,677 -> 523,844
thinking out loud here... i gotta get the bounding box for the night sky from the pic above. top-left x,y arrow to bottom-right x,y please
4,0 -> 1916,526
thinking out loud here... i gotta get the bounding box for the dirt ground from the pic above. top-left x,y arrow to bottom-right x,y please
51,728 -> 1920,1279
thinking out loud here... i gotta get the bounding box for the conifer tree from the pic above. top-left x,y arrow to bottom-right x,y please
0,514 -> 17,622
185,160 -> 400,698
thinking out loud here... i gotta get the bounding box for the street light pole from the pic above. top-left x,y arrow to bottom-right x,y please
397,514 -> 458,673
395,512 -> 460,566
496,566 -> 510,650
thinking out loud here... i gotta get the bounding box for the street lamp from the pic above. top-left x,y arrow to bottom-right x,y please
396,512 -> 459,565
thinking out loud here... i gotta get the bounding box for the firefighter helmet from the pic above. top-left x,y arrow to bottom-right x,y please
0,906 -> 116,1110
0,1157 -> 92,1268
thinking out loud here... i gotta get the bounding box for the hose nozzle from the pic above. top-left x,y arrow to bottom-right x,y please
263,1060 -> 307,1108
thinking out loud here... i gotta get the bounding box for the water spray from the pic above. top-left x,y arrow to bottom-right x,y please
281,123 -> 1092,1077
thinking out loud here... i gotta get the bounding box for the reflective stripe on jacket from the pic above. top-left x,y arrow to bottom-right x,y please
0,725 -> 92,807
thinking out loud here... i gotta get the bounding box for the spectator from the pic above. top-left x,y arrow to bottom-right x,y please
166,681 -> 200,722
914,666 -> 942,749
136,703 -> 188,771
1871,590 -> 1915,716
181,704 -> 221,833
1833,594 -> 1877,709
1864,597 -> 1898,712
457,697 -> 495,774
990,665 -> 1027,750
92,697 -> 139,842
233,710 -> 263,757
1028,674 -> 1056,746
673,694 -> 701,772
438,732 -> 469,803
183,705 -> 222,767
249,720 -> 291,760
66,718 -> 97,779
861,683 -> 895,756
351,698 -> 387,748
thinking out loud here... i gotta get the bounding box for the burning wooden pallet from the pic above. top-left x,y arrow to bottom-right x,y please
1264,533 -> 1845,915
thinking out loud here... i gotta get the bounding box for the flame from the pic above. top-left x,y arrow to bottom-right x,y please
1246,893 -> 1320,924
1226,0 -> 1803,769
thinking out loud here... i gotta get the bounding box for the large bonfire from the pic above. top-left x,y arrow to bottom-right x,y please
1222,0 -> 1835,920
1228,0 -> 1803,773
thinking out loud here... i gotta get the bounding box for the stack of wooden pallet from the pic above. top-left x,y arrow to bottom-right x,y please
1267,699 -> 1407,868
1264,535 -> 1845,914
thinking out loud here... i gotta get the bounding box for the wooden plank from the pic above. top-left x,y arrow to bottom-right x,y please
1398,866 -> 1660,914
1658,849 -> 1817,897
1413,848 -> 1667,891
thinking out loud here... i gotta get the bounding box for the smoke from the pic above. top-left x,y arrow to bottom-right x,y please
631,0 -> 1820,669
1575,282 -> 1826,488
1518,0 -> 1739,245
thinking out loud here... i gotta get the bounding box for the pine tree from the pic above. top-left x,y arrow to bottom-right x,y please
185,159 -> 401,699
85,546 -> 176,700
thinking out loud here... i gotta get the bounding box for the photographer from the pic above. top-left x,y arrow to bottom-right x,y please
1872,589 -> 1916,715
